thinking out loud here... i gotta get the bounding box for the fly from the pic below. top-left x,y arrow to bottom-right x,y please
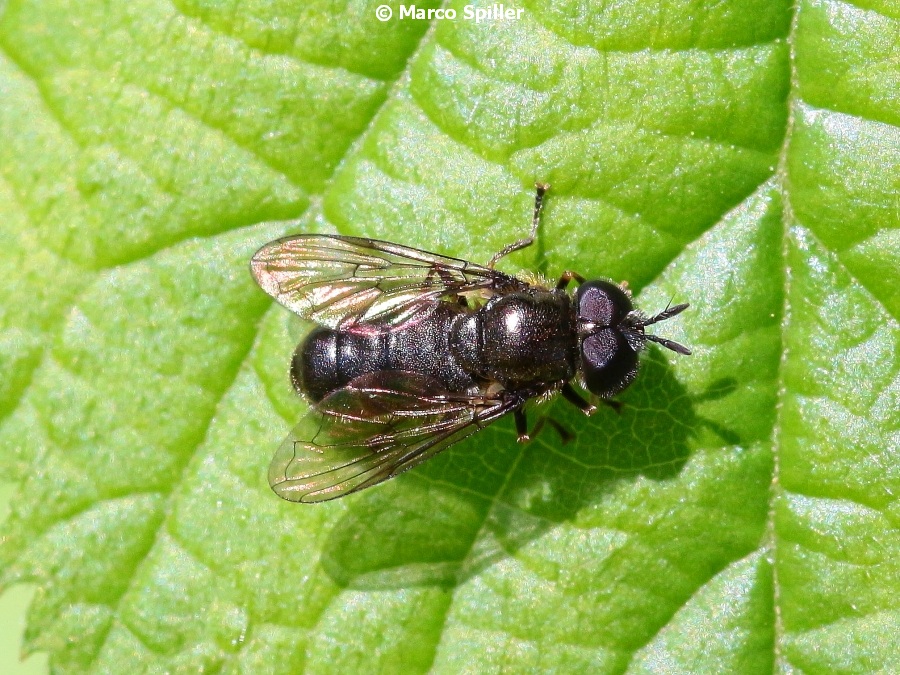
251,184 -> 691,503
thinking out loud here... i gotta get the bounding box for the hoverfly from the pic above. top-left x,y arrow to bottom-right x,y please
251,184 -> 691,503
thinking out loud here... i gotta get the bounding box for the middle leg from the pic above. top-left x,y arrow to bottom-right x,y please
488,182 -> 550,269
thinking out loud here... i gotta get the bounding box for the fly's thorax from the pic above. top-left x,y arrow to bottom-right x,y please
448,312 -> 480,373
449,290 -> 577,385
514,269 -> 554,290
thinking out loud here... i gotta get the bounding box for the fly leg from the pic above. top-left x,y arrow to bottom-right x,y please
556,270 -> 586,290
561,383 -> 597,416
488,182 -> 550,269
561,383 -> 623,414
515,408 -> 574,444
514,408 -> 530,442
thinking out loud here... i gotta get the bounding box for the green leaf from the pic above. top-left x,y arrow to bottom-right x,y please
0,0 -> 896,673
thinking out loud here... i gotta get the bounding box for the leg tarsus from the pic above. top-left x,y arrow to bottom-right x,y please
488,183 -> 550,269
515,408 -> 529,443
561,383 -> 596,416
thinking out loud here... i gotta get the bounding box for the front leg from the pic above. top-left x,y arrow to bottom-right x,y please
556,270 -> 586,291
561,383 -> 597,415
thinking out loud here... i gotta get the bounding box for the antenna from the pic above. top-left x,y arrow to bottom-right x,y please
633,302 -> 692,355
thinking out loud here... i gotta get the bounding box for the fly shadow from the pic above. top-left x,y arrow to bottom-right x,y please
317,351 -> 738,590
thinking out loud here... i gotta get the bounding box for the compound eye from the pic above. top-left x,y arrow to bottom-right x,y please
576,281 -> 632,327
581,328 -> 639,398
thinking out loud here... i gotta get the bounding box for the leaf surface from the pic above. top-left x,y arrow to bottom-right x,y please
0,0 -> 897,673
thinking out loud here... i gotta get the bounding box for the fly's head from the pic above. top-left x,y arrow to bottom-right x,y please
575,280 -> 691,399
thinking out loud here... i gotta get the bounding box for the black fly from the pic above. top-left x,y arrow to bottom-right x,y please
251,184 -> 691,503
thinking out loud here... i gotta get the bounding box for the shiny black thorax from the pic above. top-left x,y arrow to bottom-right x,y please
293,287 -> 577,402
449,289 -> 576,387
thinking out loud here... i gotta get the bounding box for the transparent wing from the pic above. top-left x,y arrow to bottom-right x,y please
268,371 -> 517,503
251,234 -> 524,332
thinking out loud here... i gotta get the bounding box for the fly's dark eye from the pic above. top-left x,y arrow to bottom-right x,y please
581,328 -> 639,398
576,281 -> 632,327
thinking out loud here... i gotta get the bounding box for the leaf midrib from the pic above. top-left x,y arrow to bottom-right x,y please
769,0 -> 802,665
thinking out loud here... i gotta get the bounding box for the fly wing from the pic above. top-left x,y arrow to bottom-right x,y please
251,234 -> 524,333
268,371 -> 516,503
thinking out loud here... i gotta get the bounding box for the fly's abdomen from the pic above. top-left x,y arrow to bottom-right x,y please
292,303 -> 477,402
384,304 -> 477,393
291,327 -> 384,402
